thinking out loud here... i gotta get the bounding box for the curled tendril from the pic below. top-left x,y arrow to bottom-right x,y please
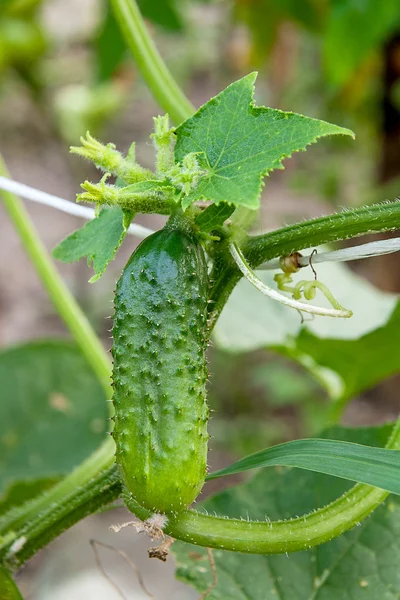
230,242 -> 352,318
273,270 -> 352,316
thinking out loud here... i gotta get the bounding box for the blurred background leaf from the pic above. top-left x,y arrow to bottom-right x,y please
214,260 -> 399,405
288,299 -> 400,403
0,341 -> 108,510
323,0 -> 400,88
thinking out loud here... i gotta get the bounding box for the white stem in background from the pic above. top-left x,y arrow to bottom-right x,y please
0,176 -> 154,239
259,238 -> 400,271
230,242 -> 352,318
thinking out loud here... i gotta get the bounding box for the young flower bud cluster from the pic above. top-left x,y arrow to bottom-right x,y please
71,132 -> 152,185
168,153 -> 204,196
69,119 -> 204,214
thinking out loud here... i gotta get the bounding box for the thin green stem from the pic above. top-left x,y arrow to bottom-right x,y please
110,0 -> 195,124
0,156 -> 112,395
230,242 -> 352,318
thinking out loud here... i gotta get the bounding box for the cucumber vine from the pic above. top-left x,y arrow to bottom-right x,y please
0,0 -> 400,593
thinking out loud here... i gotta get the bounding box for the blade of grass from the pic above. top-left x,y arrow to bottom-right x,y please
207,438 -> 400,496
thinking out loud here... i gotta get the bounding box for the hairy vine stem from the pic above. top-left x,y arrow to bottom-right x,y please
208,200 -> 400,329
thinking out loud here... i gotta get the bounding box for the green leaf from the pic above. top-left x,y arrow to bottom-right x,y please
0,567 -> 23,600
292,300 -> 400,403
175,73 -> 353,210
213,260 -> 399,399
95,0 -> 183,82
137,0 -> 183,31
95,5 -> 128,82
0,341 -> 108,498
324,0 -> 400,86
0,478 -> 59,514
195,203 -> 235,232
207,437 -> 400,494
174,426 -> 400,600
52,206 -> 131,282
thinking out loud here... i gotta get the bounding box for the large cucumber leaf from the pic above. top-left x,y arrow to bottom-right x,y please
175,73 -> 353,210
214,260 -> 400,401
0,341 -> 108,509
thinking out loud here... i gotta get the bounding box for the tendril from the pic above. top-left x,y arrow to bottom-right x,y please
230,242 -> 352,319
274,272 -> 352,314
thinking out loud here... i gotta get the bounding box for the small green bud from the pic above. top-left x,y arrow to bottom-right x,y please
169,152 -> 204,196
126,142 -> 137,164
77,173 -> 119,205
151,114 -> 176,175
77,175 -> 176,214
70,132 -> 123,175
71,132 -> 153,185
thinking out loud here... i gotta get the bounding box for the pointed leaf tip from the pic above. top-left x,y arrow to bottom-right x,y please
175,74 -> 354,210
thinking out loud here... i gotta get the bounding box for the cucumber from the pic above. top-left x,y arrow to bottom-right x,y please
112,218 -> 209,514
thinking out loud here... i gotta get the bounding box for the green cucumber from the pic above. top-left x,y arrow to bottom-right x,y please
112,218 -> 209,514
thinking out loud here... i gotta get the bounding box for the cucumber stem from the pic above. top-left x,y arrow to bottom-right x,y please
123,418 -> 400,554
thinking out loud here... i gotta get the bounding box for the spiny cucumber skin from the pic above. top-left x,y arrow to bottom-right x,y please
112,226 -> 209,515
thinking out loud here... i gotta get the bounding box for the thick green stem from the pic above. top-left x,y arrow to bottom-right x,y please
208,200 -> 400,330
109,0 -> 195,124
123,418 -> 400,554
245,201 -> 400,264
0,437 -> 115,538
169,488 -> 387,553
0,444 -> 121,571
0,156 -> 112,395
